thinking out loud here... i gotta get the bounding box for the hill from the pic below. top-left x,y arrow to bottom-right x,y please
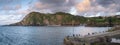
9,12 -> 120,26
10,12 -> 86,26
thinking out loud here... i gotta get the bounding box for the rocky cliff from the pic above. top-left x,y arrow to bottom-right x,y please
9,12 -> 120,26
10,12 -> 86,26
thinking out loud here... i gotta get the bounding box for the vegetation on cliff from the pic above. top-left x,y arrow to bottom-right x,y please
10,12 -> 86,26
86,16 -> 120,27
10,12 -> 120,26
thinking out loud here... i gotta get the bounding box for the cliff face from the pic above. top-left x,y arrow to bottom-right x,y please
10,12 -> 120,26
10,12 -> 86,26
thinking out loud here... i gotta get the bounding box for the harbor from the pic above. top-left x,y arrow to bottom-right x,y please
64,26 -> 120,45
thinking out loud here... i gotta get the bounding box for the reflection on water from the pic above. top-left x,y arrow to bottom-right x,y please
0,26 -> 111,45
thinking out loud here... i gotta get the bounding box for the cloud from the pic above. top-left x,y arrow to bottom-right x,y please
1,0 -> 120,25
1,0 -> 120,15
31,0 -> 120,16
0,5 -> 21,11
33,2 -> 50,9
0,15 -> 25,25
0,0 -> 30,11
38,0 -> 66,5
96,0 -> 115,7
0,0 -> 22,7
76,0 -> 91,12
31,0 -> 78,13
74,0 -> 120,16
94,0 -> 120,12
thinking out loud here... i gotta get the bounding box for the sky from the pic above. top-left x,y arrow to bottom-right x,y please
0,0 -> 120,25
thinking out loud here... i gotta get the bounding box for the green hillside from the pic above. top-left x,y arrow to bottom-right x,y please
10,12 -> 120,26
10,12 -> 86,26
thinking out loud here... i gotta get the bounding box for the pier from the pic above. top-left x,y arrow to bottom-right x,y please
64,30 -> 120,45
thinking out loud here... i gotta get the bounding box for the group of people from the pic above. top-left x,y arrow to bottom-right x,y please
67,31 -> 107,38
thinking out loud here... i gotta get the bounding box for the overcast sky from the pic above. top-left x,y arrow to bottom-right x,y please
0,0 -> 120,25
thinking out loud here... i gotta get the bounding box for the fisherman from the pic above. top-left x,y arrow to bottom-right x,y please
88,33 -> 90,35
79,34 -> 80,36
66,35 -> 69,40
73,34 -> 75,37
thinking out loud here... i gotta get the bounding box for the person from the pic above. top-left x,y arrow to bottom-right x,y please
73,34 -> 75,37
67,35 -> 69,39
76,34 -> 78,37
92,33 -> 94,35
88,33 -> 90,35
79,34 -> 80,36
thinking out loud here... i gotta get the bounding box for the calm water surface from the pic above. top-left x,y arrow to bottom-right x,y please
0,26 -> 111,45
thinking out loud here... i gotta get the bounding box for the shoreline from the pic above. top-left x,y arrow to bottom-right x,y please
4,23 -> 116,27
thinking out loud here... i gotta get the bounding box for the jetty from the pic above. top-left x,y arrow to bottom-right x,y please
64,29 -> 120,45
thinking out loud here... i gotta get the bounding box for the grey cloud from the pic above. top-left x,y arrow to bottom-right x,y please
38,0 -> 76,7
96,0 -> 115,7
49,6 -> 71,13
0,5 -> 21,11
94,0 -> 120,12
31,0 -> 120,16
32,0 -> 77,13
0,0 -> 22,6
39,0 -> 65,5
0,0 -> 22,11
74,0 -> 120,16
38,0 -> 76,6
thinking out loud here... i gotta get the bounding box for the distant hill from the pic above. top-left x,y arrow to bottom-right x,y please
10,12 -> 86,26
